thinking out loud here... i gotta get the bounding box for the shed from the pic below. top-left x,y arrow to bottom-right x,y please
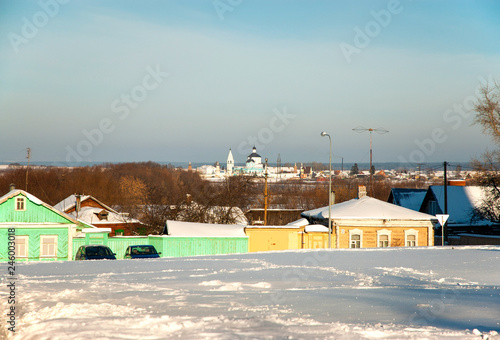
245,218 -> 329,252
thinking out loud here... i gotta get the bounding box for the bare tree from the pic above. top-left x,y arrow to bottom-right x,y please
472,79 -> 500,222
474,80 -> 500,143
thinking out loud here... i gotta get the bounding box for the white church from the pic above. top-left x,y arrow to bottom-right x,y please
197,146 -> 297,179
227,146 -> 265,176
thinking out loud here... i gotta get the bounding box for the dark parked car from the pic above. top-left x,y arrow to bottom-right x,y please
124,245 -> 161,259
75,245 -> 116,260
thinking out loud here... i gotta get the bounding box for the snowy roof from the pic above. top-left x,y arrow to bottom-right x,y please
286,218 -> 310,227
424,186 -> 492,225
388,188 -> 427,211
0,189 -> 78,224
54,195 -> 117,214
302,196 -> 436,221
67,206 -> 141,225
304,225 -> 329,233
165,220 -> 247,237
245,225 -> 301,229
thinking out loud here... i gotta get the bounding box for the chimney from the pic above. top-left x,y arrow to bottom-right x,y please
186,193 -> 192,205
9,183 -> 16,192
447,180 -> 466,186
75,194 -> 81,216
358,185 -> 367,198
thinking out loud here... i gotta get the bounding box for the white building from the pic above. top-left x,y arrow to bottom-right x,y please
227,149 -> 234,175
246,146 -> 263,169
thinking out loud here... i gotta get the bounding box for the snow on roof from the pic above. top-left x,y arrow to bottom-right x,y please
68,207 -> 141,225
389,188 -> 427,211
53,194 -> 90,212
0,189 -> 43,206
0,189 -> 78,224
427,186 -> 492,225
54,195 -> 117,214
165,220 -> 247,237
286,218 -> 310,227
302,196 -> 436,221
245,225 -> 301,229
304,225 -> 329,233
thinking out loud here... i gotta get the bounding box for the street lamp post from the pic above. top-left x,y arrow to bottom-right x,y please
320,131 -> 332,248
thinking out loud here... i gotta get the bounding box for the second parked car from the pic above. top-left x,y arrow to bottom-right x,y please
124,245 -> 161,259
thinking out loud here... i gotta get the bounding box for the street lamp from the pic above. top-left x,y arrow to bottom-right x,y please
320,131 -> 332,248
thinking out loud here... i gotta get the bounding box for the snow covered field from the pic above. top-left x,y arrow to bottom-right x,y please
3,246 -> 500,339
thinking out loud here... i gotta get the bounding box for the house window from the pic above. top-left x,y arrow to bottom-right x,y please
15,197 -> 26,211
15,236 -> 29,258
378,235 -> 389,247
377,229 -> 392,248
40,235 -> 58,257
406,235 -> 416,246
405,229 -> 419,247
350,234 -> 361,248
349,229 -> 363,248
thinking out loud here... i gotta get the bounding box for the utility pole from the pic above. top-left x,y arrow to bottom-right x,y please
443,161 -> 448,245
25,148 -> 31,191
264,158 -> 269,226
277,153 -> 281,180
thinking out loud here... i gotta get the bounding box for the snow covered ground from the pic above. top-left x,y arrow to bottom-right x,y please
3,246 -> 500,339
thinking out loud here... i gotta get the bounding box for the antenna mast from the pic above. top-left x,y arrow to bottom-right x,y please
352,127 -> 389,195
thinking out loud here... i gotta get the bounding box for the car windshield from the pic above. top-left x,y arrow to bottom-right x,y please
131,246 -> 157,255
86,247 -> 112,256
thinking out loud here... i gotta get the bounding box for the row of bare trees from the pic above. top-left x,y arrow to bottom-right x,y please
1,161 -> 432,232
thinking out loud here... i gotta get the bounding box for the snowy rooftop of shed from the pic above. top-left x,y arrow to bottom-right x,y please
165,220 -> 246,237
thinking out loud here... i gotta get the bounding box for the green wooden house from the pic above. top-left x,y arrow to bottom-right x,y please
0,189 -> 79,261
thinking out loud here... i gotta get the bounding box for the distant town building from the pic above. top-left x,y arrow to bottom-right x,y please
246,146 -> 263,169
226,149 -> 234,175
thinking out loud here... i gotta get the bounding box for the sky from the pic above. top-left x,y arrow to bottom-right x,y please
1,0 -> 500,167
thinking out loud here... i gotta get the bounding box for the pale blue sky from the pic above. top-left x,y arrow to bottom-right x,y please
1,0 -> 499,166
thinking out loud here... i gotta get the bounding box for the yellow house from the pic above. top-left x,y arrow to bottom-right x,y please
245,219 -> 330,252
301,196 -> 436,249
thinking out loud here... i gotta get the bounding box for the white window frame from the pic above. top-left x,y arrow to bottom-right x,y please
15,236 -> 29,258
405,229 -> 419,247
15,197 -> 26,211
377,229 -> 392,247
349,229 -> 363,248
40,235 -> 58,258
